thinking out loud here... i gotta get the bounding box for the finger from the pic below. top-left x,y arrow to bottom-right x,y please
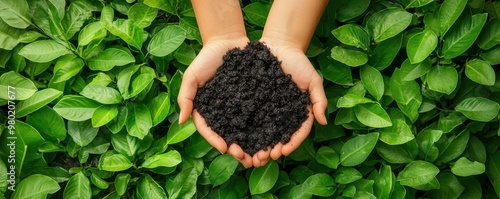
178,72 -> 198,124
282,109 -> 314,156
260,158 -> 269,167
227,143 -> 245,161
192,110 -> 228,153
308,75 -> 328,125
270,143 -> 283,160
253,148 -> 271,167
239,153 -> 253,168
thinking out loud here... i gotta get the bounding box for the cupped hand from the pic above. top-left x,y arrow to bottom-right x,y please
178,36 -> 255,168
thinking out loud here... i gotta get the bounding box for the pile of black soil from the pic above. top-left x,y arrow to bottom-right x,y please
194,41 -> 310,155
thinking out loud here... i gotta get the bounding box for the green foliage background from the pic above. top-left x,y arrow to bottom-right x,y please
0,0 -> 500,198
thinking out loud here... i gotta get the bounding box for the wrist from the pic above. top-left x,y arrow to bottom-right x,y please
260,30 -> 304,51
203,27 -> 248,45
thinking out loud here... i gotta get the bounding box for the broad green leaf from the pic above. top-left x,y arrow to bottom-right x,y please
136,174 -> 167,199
146,92 -> 170,127
90,173 -> 109,190
427,65 -> 458,94
400,58 -> 431,81
102,18 -> 143,49
481,45 -> 500,65
402,0 -> 434,8
52,54 -> 85,83
340,133 -> 379,166
16,88 -> 62,118
438,0 -> 467,36
430,172 -> 464,198
376,141 -> 418,164
141,150 -> 182,168
81,85 -> 122,105
174,42 -> 196,65
302,174 -> 335,197
62,1 -> 92,39
397,160 -> 440,187
143,0 -> 176,14
179,17 -> 202,43
416,128 -> 443,162
26,106 -> 66,141
0,19 -> 21,50
315,146 -> 339,169
319,56 -> 353,86
457,176 -> 482,199
368,8 -> 413,43
92,105 -> 119,127
407,29 -> 438,64
78,22 -> 107,46
337,93 -> 372,108
369,34 -> 402,70
442,12 -> 488,59
185,133 -> 213,158
249,160 -> 279,195
360,65 -> 384,101
208,154 -> 239,186
128,73 -> 155,99
486,154 -> 500,197
117,64 -> 140,97
125,102 -> 152,139
106,106 -> 128,134
18,31 -> 45,43
33,0 -> 66,42
242,2 -> 271,27
12,174 -> 60,199
7,45 -> 27,72
99,152 -> 133,172
438,112 -> 467,133
390,69 -> 422,122
53,95 -> 100,121
330,46 -> 368,67
87,47 -> 135,71
115,173 -> 130,196
332,24 -> 370,50
68,120 -> 98,147
0,71 -> 37,100
18,40 -> 70,63
374,165 -> 394,199
380,119 -> 414,145
168,168 -> 198,199
335,0 -> 370,22
147,25 -> 186,57
467,136 -> 487,164
477,18 -> 500,50
335,167 -> 363,184
436,130 -> 470,165
63,172 -> 91,199
111,131 -> 140,158
465,58 -> 496,86
354,103 -> 392,128
451,157 -> 485,176
0,0 -> 31,29
166,118 -> 197,144
128,3 -> 158,28
455,97 -> 500,122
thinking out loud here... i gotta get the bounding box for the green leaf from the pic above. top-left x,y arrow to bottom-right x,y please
208,154 -> 239,186
465,58 -> 496,86
92,105 -> 119,127
242,2 -> 271,27
179,17 -> 202,43
125,102 -> 152,139
374,165 -> 394,199
90,173 -> 109,190
16,88 -> 62,118
166,118 -> 197,145
18,40 -> 70,63
354,103 -> 392,128
136,174 -> 167,199
26,106 -> 66,141
369,34 -> 403,70
416,128 -> 443,162
302,174 -> 335,197
337,93 -> 372,108
442,12 -> 488,59
315,146 -> 339,169
0,19 -> 21,50
477,18 -> 500,50
99,152 -> 133,172
335,167 -> 363,184
330,46 -> 368,67
451,157 -> 485,176
399,58 -> 432,81
368,8 -> 413,43
455,97 -> 500,122
402,0 -> 434,8
115,173 -> 130,196
52,54 -> 85,83
147,25 -> 186,57
397,160 -> 440,187
63,172 -> 91,199
319,57 -> 353,86
407,29 -> 438,64
53,95 -> 100,121
111,131 -> 140,158
486,154 -> 500,197
0,71 -> 37,100
436,130 -> 470,165
380,119 -> 414,145
427,65 -> 458,94
33,0 -> 66,42
438,112 -> 467,133
128,3 -> 158,29
87,47 -> 135,71
457,176 -> 482,199
141,150 -> 182,168
18,31 -> 45,44
128,73 -> 155,99
0,159 -> 6,193
185,133 -> 213,158
430,172 -> 464,198
360,65 -> 384,101
78,21 -> 107,46
438,0 -> 467,36
174,42 -> 196,65
249,160 -> 279,195
117,64 -> 140,97
168,168 -> 198,199
68,120 -> 98,147
143,0 -> 176,14
390,69 -> 422,122
332,24 -> 370,50
340,133 -> 379,166
12,174 -> 60,199
81,85 -> 122,105
146,93 -> 170,127
102,18 -> 143,49
481,45 -> 500,65
62,1 -> 92,39
335,0 -> 370,22
0,0 -> 30,28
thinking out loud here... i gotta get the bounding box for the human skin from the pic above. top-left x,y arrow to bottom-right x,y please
178,0 -> 328,168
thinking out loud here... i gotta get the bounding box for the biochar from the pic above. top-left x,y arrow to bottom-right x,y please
194,41 -> 310,155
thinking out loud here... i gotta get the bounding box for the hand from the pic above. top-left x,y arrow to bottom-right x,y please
178,36 -> 255,168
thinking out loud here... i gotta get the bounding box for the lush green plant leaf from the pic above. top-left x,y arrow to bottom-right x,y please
0,0 -> 31,29
315,146 -> 339,169
78,22 -> 107,46
16,88 -> 62,118
369,34 -> 402,70
465,58 -> 496,86
427,65 -> 458,94
166,118 -> 197,144
98,152 -> 133,172
335,0 -> 370,22
136,174 -> 167,199
451,157 -> 485,176
92,105 -> 119,127
141,150 -> 182,168
360,65 -> 384,101
330,46 -> 368,67
168,168 -> 197,199
87,47 -> 135,71
26,106 -> 67,141
438,0 -> 467,36
332,24 -> 370,50
455,97 -> 500,122
129,3 -> 158,29
18,40 -> 70,62
340,133 -> 379,166
249,160 -> 279,195
442,12 -> 487,59
53,95 -> 100,121
12,174 -> 60,199
335,167 -> 363,184
208,154 -> 239,187
397,160 -> 440,187
477,18 -> 500,50
125,102 -> 152,139
68,120 -> 98,147
0,71 -> 37,100
147,25 -> 186,57
242,2 -> 271,27
354,104 -> 392,128
302,173 -> 335,197
368,8 -> 413,43
52,54 -> 85,83
402,0 -> 434,8
63,172 -> 91,199
407,29 -> 438,64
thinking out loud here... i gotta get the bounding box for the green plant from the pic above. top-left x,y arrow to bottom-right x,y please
0,0 -> 499,198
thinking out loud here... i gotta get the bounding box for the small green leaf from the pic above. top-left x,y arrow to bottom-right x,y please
18,40 -> 70,62
331,46 -> 368,67
249,160 -> 279,195
16,88 -> 62,118
438,0 -> 467,36
380,119 -> 414,145
465,58 -> 496,86
143,0 -> 176,14
451,157 -> 485,176
0,19 -> 21,50
0,0 -> 31,29
368,8 -> 413,43
62,1 -> 92,39
115,173 -> 130,196
0,71 -> 37,100
125,102 -> 152,139
369,34 -> 403,70
147,25 -> 186,57
302,174 -> 336,197
166,118 -> 197,145
319,57 -> 353,86
52,54 -> 85,83
136,174 -> 167,199
98,152 -> 133,172
102,18 -> 143,49
477,18 -> 500,50
340,133 -> 379,166
335,167 -> 363,184
141,150 -> 182,169
90,173 -> 109,190
185,133 -> 213,158
436,130 -> 470,165
242,2 -> 271,27
397,160 -> 440,187
128,73 -> 155,99
399,58 -> 432,81
168,168 -> 198,199
78,22 -> 106,46
128,3 -> 158,29
337,93 -> 372,108
354,103 -> 392,128
12,174 -> 60,199
430,172 -> 464,198
442,12 -> 488,59
360,65 -> 384,101
208,154 -> 239,186
53,95 -> 100,121
407,29 -> 438,64
315,146 -> 339,169
68,120 -> 98,147
427,65 -> 458,94
147,92 -> 171,127
87,47 -> 135,71
455,97 -> 500,122
335,0 -> 370,22
92,105 -> 119,127
26,106 -> 66,141
63,172 -> 91,199
402,0 -> 434,8
332,24 -> 370,50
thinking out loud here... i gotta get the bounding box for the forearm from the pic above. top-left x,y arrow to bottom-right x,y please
191,0 -> 247,44
262,0 -> 328,52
